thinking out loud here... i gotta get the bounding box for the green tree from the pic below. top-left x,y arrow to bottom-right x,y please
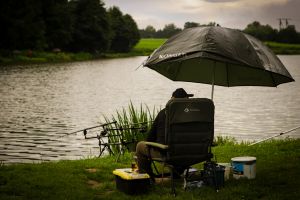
205,22 -> 219,27
108,6 -> 140,52
68,0 -> 111,53
163,23 -> 182,38
184,22 -> 200,29
42,0 -> 73,50
244,21 -> 277,41
123,14 -> 140,51
277,25 -> 300,44
0,0 -> 47,50
155,23 -> 182,38
140,25 -> 156,38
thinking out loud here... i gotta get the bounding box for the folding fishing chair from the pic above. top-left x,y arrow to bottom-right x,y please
145,98 -> 216,195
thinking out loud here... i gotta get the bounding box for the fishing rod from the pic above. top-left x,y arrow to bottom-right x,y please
112,121 -> 153,128
58,121 -> 117,138
105,121 -> 153,133
80,120 -> 152,136
248,125 -> 300,146
82,121 -> 153,159
84,121 -> 152,139
57,120 -> 153,139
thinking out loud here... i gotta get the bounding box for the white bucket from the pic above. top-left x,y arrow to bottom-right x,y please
231,156 -> 256,179
218,163 -> 232,180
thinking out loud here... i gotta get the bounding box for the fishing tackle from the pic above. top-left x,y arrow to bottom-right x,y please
248,125 -> 300,146
81,121 -> 153,160
59,121 -> 117,138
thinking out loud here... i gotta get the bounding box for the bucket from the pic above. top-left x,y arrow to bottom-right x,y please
231,156 -> 256,179
218,163 -> 232,180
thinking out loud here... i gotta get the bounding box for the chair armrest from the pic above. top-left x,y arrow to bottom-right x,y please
144,142 -> 169,150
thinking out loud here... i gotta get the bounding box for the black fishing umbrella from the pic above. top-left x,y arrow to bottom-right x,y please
143,26 -> 294,99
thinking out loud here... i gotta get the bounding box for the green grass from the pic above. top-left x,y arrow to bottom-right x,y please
134,38 -> 167,50
104,38 -> 167,58
128,38 -> 167,56
264,41 -> 300,54
1,138 -> 299,200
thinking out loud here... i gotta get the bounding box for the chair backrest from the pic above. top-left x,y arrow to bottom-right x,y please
165,98 -> 214,167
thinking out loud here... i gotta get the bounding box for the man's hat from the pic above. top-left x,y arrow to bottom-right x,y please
172,88 -> 194,98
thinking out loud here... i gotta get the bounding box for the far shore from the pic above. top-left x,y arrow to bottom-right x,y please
1,39 -> 300,66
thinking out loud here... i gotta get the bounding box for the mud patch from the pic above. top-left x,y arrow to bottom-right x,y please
87,179 -> 102,189
85,168 -> 97,173
155,177 -> 171,184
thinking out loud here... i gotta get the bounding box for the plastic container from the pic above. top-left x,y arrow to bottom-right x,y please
218,163 -> 232,180
231,156 -> 256,179
113,168 -> 150,195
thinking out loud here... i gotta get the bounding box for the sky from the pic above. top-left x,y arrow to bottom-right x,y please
103,0 -> 300,31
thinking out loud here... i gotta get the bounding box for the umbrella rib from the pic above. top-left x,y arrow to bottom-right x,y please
211,61 -> 216,100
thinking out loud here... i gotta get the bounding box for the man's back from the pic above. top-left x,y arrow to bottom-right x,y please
147,108 -> 166,144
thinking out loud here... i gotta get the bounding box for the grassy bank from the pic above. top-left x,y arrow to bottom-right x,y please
1,39 -> 299,65
0,50 -> 97,65
265,41 -> 300,54
1,138 -> 299,200
0,39 -> 167,65
103,38 -> 167,58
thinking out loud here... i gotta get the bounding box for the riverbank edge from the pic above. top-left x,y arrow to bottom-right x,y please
1,40 -> 300,66
0,51 -> 148,66
0,138 -> 299,200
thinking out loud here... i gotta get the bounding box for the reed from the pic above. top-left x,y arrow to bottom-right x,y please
103,102 -> 159,155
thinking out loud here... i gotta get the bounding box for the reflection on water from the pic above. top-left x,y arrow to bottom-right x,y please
0,56 -> 300,163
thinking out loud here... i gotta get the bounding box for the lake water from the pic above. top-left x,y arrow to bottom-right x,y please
1,55 -> 300,163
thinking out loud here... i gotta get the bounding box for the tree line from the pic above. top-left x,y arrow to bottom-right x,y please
140,21 -> 300,44
1,0 -> 298,57
0,0 -> 140,53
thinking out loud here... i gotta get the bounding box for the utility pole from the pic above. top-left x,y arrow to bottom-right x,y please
278,18 -> 292,30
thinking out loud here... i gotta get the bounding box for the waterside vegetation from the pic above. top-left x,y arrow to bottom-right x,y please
102,102 -> 158,155
1,38 -> 300,65
265,41 -> 300,55
0,138 -> 299,200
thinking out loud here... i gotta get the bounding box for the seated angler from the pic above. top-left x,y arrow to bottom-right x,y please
135,88 -> 193,179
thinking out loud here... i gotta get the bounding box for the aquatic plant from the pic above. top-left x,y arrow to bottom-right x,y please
103,102 -> 159,155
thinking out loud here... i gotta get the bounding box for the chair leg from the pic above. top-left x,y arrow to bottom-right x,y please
183,168 -> 190,190
170,167 -> 176,197
161,163 -> 165,185
212,164 -> 219,192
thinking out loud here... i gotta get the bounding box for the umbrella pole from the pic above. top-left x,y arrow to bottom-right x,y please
211,61 -> 216,100
211,82 -> 214,100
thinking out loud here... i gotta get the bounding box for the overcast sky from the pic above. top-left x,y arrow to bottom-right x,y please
104,0 -> 300,31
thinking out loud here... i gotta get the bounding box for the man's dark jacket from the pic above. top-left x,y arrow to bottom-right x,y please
147,108 -> 166,144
